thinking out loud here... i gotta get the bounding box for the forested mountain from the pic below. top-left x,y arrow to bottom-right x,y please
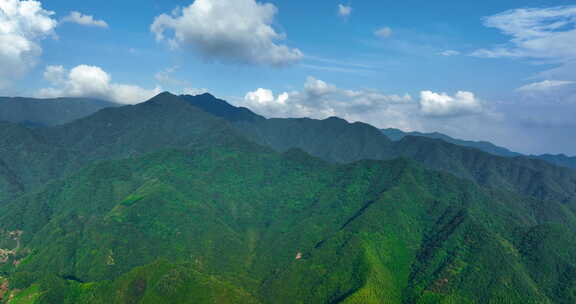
381,128 -> 576,170
0,92 -> 575,303
381,128 -> 522,157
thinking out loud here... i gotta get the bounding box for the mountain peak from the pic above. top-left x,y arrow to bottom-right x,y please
324,116 -> 348,123
144,91 -> 183,105
155,91 -> 177,98
196,92 -> 216,98
179,93 -> 264,122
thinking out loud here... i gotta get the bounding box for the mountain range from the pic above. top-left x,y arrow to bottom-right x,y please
381,128 -> 576,170
0,93 -> 575,303
0,97 -> 118,127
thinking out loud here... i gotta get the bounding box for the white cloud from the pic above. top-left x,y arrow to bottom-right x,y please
61,11 -> 108,28
338,4 -> 352,18
515,80 -> 576,105
375,27 -> 393,38
471,6 -> 576,62
419,91 -> 484,117
517,80 -> 575,92
239,78 -> 491,123
239,77 -> 415,129
151,0 -> 303,67
38,65 -> 162,104
182,87 -> 208,96
0,0 -> 57,87
43,64 -> 65,85
245,88 -> 287,106
154,65 -> 182,85
440,50 -> 460,56
154,66 -> 207,95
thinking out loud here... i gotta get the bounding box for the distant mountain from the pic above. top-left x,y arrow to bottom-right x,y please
530,154 -> 576,170
381,128 -> 576,170
1,92 -> 576,303
0,96 -> 119,127
381,128 -> 522,157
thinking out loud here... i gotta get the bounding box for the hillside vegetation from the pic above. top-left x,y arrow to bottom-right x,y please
0,93 -> 575,303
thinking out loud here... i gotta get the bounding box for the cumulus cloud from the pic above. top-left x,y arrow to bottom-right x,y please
61,11 -> 108,28
338,4 -> 352,18
151,0 -> 303,67
239,77 -> 489,122
0,0 -> 57,87
37,65 -> 162,104
375,27 -> 393,38
419,91 -> 484,117
240,77 -> 413,121
517,80 -> 575,92
471,6 -> 576,62
43,64 -> 66,85
440,50 -> 460,56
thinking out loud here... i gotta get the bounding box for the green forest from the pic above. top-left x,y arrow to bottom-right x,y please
1,93 -> 576,303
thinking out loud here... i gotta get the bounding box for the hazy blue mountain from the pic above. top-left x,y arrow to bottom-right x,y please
381,128 -> 522,157
381,128 -> 576,170
0,96 -> 119,127
530,154 -> 576,170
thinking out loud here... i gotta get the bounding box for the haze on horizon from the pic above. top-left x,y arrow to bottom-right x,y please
0,0 -> 575,155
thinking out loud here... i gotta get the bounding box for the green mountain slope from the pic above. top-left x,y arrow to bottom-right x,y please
1,145 -> 576,303
0,92 -> 575,303
0,93 -> 247,204
0,97 -> 118,127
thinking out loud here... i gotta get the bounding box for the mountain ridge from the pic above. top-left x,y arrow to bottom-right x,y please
381,127 -> 522,157
0,96 -> 119,127
176,93 -> 576,205
381,127 -> 576,170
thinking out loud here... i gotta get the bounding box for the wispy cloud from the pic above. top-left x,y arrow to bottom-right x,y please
299,64 -> 372,74
471,6 -> 576,64
300,55 -> 389,74
61,11 -> 108,28
439,50 -> 460,56
337,4 -> 352,18
375,27 -> 393,38
517,80 -> 575,92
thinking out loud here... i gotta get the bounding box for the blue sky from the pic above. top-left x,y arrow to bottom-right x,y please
1,0 -> 576,155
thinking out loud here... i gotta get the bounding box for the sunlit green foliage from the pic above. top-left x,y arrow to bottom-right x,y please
2,145 -> 576,303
